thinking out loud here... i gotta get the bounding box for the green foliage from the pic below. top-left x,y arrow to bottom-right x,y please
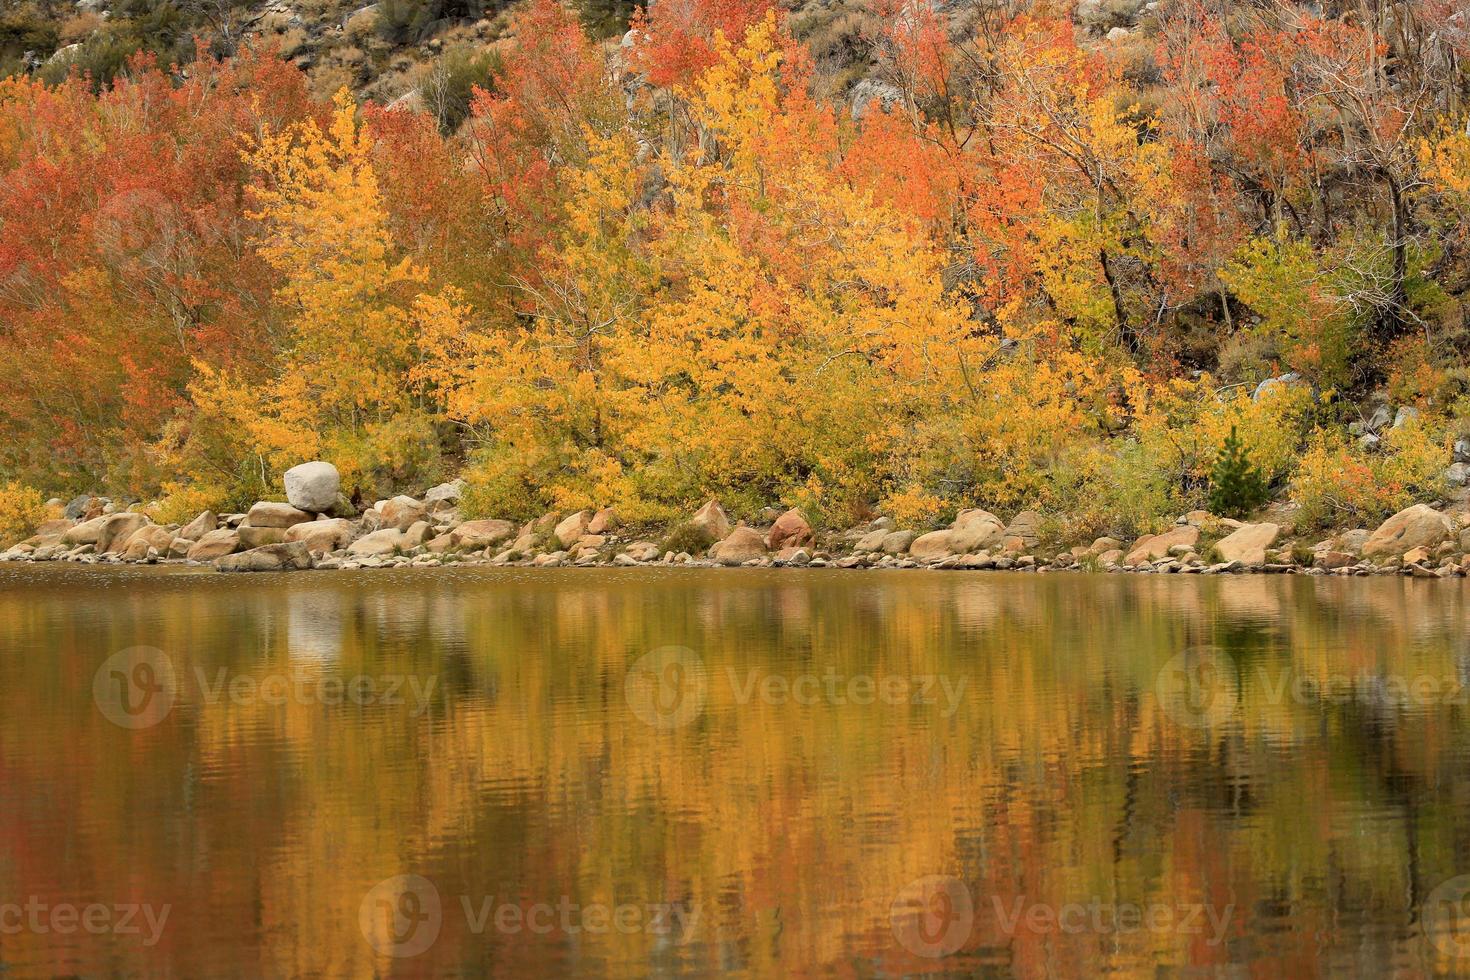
1062,439 -> 1186,541
1208,425 -> 1270,518
660,521 -> 714,556
422,46 -> 499,134
458,449 -> 548,522
1291,422 -> 1449,529
0,6 -> 60,78
378,0 -> 498,43
35,0 -> 194,88
573,0 -> 644,39
1221,234 -> 1357,389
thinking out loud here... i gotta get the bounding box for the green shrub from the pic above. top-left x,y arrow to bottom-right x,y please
660,521 -> 713,556
1208,425 -> 1269,518
421,46 -> 499,134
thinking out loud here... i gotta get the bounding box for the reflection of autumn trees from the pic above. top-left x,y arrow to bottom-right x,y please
0,569 -> 1469,975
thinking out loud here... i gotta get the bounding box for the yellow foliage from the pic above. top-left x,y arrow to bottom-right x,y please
880,485 -> 946,528
165,90 -> 467,500
149,483 -> 234,526
1291,420 -> 1449,529
1418,115 -> 1470,201
0,481 -> 48,546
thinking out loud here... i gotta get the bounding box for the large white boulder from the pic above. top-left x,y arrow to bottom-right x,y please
283,462 -> 341,513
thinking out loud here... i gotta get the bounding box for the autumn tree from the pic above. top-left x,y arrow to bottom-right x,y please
0,48 -> 312,493
161,91 -> 468,506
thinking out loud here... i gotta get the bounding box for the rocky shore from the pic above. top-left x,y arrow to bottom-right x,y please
5,461 -> 1470,579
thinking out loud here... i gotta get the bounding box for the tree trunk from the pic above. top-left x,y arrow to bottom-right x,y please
1383,174 -> 1409,340
1100,248 -> 1141,356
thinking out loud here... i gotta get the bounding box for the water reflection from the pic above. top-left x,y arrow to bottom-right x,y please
0,565 -> 1468,976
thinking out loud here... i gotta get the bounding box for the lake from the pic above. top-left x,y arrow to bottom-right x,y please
3,564 -> 1470,977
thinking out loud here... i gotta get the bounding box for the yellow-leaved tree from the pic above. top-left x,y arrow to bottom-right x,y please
157,91 -> 469,507
619,14 -> 988,524
426,131 -> 653,519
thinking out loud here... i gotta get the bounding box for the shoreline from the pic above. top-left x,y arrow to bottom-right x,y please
8,466 -> 1470,580
0,551 -> 1465,580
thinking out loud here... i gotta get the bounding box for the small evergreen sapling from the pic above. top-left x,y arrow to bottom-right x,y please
1208,425 -> 1269,518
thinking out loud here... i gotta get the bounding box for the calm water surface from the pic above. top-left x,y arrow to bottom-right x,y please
3,565 -> 1470,977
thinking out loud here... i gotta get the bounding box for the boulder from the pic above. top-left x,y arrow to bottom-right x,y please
624,541 -> 660,562
423,480 -> 465,505
574,533 -> 607,553
766,509 -> 812,551
1088,536 -> 1122,555
403,520 -> 433,549
326,494 -> 357,519
380,496 -> 427,531
1212,523 -> 1281,567
97,513 -> 149,554
238,525 -> 288,549
1404,546 -> 1432,565
880,530 -> 917,554
215,541 -> 313,573
1002,510 -> 1043,549
63,495 -> 96,521
124,524 -> 177,558
525,513 -> 558,536
245,501 -> 313,529
1316,551 -> 1357,570
689,499 -> 731,543
284,518 -> 355,554
22,519 -> 73,547
712,526 -> 767,566
187,528 -> 241,561
1125,526 -> 1200,565
554,511 -> 591,549
587,507 -> 618,535
909,530 -> 955,560
1328,528 -> 1371,555
62,516 -> 110,546
950,509 -> 1005,552
347,528 -> 405,556
1252,372 -> 1301,402
283,461 -> 341,513
1362,504 -> 1452,558
1446,462 -> 1470,487
775,546 -> 811,565
177,510 -> 217,541
451,519 -> 515,550
854,529 -> 889,552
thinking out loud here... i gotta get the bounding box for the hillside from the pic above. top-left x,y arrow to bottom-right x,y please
0,0 -> 1469,546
